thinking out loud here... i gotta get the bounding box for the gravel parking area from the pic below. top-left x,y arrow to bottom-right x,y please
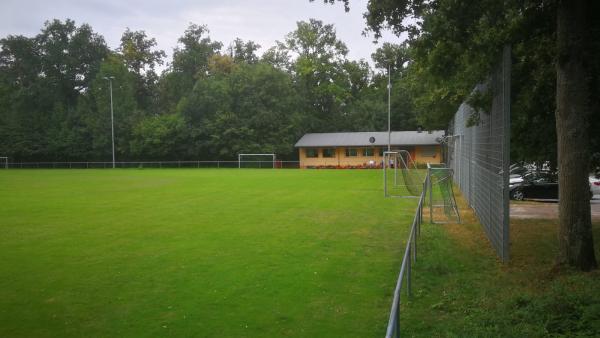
510,196 -> 600,220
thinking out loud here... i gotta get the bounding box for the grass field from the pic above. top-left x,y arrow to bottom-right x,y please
0,169 -> 417,337
2,169 -> 600,337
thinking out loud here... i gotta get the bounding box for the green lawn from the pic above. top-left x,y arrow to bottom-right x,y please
0,169 -> 417,337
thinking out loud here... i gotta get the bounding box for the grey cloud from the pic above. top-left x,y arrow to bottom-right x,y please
0,0 -> 403,69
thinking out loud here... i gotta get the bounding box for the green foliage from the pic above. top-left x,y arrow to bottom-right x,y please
227,38 -> 261,64
130,113 -> 188,159
87,55 -> 139,159
119,28 -> 165,75
118,28 -> 165,113
0,19 -> 109,160
371,42 -> 410,73
171,23 -> 222,82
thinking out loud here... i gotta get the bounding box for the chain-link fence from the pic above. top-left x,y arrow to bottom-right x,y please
446,45 -> 511,262
3,160 -> 300,169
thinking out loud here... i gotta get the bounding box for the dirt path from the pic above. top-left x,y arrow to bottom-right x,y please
510,197 -> 600,220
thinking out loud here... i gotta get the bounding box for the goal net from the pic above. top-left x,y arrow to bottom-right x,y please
426,164 -> 461,223
383,150 -> 423,197
238,154 -> 276,169
0,157 -> 7,169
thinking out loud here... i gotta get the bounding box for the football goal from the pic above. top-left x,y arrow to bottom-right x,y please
426,163 -> 461,224
0,157 -> 7,169
383,150 -> 423,197
238,154 -> 276,169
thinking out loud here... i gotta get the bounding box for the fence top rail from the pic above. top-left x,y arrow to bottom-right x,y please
7,160 -> 300,164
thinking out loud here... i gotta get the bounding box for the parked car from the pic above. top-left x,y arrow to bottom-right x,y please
510,172 -> 593,200
509,174 -> 524,186
510,165 -> 529,177
590,174 -> 600,197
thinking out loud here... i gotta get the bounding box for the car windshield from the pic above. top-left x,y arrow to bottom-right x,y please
522,172 -> 557,183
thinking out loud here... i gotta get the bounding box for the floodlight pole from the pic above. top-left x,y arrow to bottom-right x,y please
104,76 -> 116,168
387,64 -> 391,152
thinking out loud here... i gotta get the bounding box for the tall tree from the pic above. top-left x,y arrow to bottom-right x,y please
0,19 -> 108,161
158,24 -> 222,114
171,23 -> 222,81
119,28 -> 165,75
118,29 -> 165,113
261,42 -> 291,71
555,0 -> 596,269
371,42 -> 417,131
228,38 -> 261,64
284,19 -> 350,131
371,42 -> 410,74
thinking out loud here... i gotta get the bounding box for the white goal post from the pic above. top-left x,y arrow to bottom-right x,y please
238,153 -> 276,168
0,157 -> 7,169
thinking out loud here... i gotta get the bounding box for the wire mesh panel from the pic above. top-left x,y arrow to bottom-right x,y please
427,164 -> 461,224
447,45 -> 511,262
383,151 -> 423,198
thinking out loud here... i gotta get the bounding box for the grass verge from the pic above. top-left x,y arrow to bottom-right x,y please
402,193 -> 600,337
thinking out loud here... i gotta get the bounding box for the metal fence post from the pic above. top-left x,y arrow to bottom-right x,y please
396,304 -> 400,337
413,231 -> 417,262
406,251 -> 412,297
383,154 -> 388,197
394,157 -> 398,186
428,166 -> 433,223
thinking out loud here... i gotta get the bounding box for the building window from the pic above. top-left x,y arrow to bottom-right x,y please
345,148 -> 358,157
305,148 -> 319,158
379,148 -> 385,156
322,148 -> 336,158
363,148 -> 374,156
420,146 -> 437,157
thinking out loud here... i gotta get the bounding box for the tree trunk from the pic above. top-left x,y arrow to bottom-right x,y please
555,0 -> 597,270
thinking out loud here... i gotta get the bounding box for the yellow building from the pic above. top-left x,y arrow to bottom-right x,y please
295,131 -> 444,168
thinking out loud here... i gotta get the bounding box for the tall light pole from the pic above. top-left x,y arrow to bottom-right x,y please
387,64 -> 391,152
103,76 -> 116,168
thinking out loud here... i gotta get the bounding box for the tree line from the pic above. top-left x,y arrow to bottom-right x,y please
0,19 -> 419,162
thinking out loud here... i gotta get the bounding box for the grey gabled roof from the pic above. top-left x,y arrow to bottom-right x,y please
294,130 -> 445,148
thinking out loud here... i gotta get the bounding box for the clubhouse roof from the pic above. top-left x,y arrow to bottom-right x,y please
294,130 -> 445,148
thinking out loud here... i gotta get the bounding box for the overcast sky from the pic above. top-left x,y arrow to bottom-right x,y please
0,0 -> 405,71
